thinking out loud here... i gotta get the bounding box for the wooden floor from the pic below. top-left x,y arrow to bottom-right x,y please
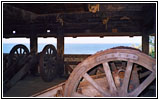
3,74 -> 67,97
3,74 -> 156,97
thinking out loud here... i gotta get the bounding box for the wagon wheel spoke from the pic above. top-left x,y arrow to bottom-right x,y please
46,48 -> 48,54
48,48 -> 50,54
103,62 -> 117,94
50,48 -> 52,54
47,68 -> 51,74
120,62 -> 133,96
15,49 -> 19,56
13,49 -> 20,61
83,73 -> 110,96
129,67 -> 156,97
13,52 -> 18,59
20,48 -> 22,54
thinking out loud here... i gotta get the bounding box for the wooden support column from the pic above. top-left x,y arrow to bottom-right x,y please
30,36 -> 39,75
142,34 -> 149,55
30,36 -> 37,54
57,35 -> 64,76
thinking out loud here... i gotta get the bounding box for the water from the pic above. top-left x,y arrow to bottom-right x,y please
3,43 -> 140,54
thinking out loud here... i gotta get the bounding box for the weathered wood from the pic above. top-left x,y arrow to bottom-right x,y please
57,35 -> 64,75
3,4 -> 37,24
32,73 -> 106,97
110,62 -> 117,70
142,34 -> 149,54
64,54 -> 90,62
4,5 -> 144,38
3,3 -> 156,38
79,76 -> 109,97
103,62 -> 117,94
7,3 -> 150,14
139,71 -> 151,79
39,44 -> 57,82
32,82 -> 65,97
72,92 -> 87,97
83,73 -> 110,96
128,73 -> 155,97
64,47 -> 156,97
65,61 -> 80,65
3,19 -> 142,38
4,31 -> 142,38
120,62 -> 133,96
4,44 -> 29,81
64,54 -> 90,74
130,65 -> 140,91
7,3 -> 88,14
6,55 -> 32,88
30,36 -> 37,54
4,56 -> 28,81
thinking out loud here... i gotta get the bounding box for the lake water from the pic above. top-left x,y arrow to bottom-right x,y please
3,43 -> 140,54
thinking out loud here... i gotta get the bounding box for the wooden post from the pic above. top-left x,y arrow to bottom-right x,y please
57,35 -> 64,76
30,36 -> 37,54
142,34 -> 149,55
30,36 -> 39,75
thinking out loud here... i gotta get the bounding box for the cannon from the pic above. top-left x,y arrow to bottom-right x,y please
3,44 -> 31,92
3,44 -> 59,88
4,44 -> 30,82
32,46 -> 156,97
39,44 -> 58,82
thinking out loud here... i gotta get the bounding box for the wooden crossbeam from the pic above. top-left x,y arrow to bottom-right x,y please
3,3 -> 156,38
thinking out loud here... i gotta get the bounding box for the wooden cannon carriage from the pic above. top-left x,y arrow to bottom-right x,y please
3,44 -> 59,90
3,43 -> 88,90
32,47 -> 156,97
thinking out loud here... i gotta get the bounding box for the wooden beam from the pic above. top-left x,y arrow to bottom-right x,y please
142,34 -> 149,54
4,6 -> 143,38
30,36 -> 37,54
3,4 -> 37,24
3,21 -> 142,38
7,56 -> 33,88
57,34 -> 64,75
4,32 -> 143,38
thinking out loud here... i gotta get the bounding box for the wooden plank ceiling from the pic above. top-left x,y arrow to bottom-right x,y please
3,3 -> 156,38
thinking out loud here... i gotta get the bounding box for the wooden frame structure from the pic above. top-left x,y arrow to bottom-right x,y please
3,2 -> 156,75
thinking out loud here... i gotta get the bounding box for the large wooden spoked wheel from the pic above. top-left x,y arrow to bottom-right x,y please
39,44 -> 57,82
64,48 -> 156,97
8,44 -> 29,67
4,44 -> 29,81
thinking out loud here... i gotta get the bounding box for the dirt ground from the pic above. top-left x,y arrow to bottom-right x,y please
3,74 -> 67,97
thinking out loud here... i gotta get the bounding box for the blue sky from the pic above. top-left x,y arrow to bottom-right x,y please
3,36 -> 141,44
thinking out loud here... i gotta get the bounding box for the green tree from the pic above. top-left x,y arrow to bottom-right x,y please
131,36 -> 155,58
149,36 -> 155,58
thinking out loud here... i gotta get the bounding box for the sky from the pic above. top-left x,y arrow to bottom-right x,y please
3,36 -> 141,44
